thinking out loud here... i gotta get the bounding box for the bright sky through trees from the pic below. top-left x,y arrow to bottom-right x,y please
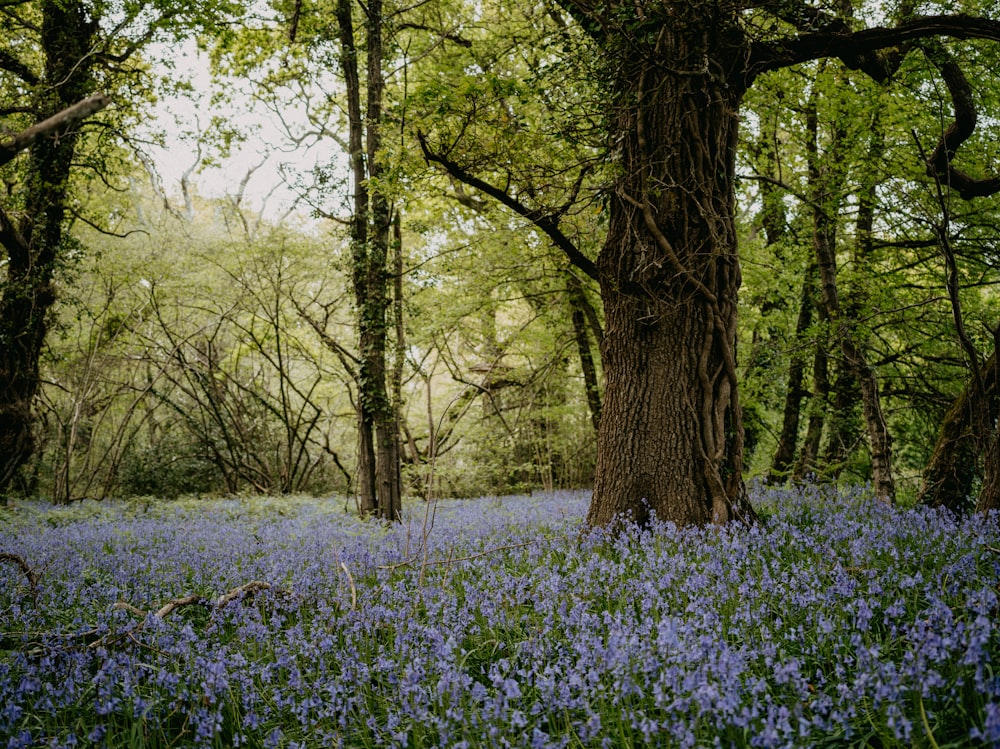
140,40 -> 337,224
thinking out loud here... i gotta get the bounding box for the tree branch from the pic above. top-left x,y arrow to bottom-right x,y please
0,552 -> 40,602
417,131 -> 599,281
750,14 -> 1000,81
920,41 -> 1000,199
0,203 -> 29,256
551,0 -> 605,42
0,93 -> 111,168
0,49 -> 39,85
395,22 -> 472,47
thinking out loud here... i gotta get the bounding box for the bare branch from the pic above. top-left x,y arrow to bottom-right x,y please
920,41 -> 1000,199
0,49 -> 39,85
0,93 -> 111,168
417,131 -> 600,281
395,22 -> 472,47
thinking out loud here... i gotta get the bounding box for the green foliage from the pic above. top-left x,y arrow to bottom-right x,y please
118,440 -> 221,499
10,0 -> 1000,507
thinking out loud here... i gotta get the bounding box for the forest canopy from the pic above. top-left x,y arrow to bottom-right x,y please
2,0 -> 1000,523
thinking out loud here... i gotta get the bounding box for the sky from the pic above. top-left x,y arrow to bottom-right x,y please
139,39 -> 340,225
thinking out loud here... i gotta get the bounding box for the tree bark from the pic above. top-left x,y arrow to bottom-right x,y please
0,1 -> 98,500
584,8 -> 755,527
337,0 -> 401,520
979,432 -> 1000,513
919,351 -> 995,512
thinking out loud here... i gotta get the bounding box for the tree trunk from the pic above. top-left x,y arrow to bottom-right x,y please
919,351 -> 995,511
336,0 -> 401,520
979,434 -> 1000,513
794,331 -> 829,480
806,87 -> 894,501
566,273 -> 602,432
849,106 -> 896,501
769,267 -> 814,482
366,0 -> 401,521
0,1 -> 97,500
585,11 -> 755,527
820,360 -> 861,476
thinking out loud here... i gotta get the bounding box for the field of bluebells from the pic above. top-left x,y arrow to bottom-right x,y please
1,483 -> 998,749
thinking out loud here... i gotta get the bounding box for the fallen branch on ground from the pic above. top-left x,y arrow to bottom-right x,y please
92,581 -> 292,649
0,552 -> 40,603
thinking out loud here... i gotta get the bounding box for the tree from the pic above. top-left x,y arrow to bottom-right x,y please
335,0 -> 402,521
539,1 -> 1000,526
0,1 -> 104,500
0,0 -> 240,501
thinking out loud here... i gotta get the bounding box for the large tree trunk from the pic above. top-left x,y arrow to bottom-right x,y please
585,11 -> 755,527
0,1 -> 97,500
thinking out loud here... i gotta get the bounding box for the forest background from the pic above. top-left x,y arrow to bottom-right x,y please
3,0 -> 1000,517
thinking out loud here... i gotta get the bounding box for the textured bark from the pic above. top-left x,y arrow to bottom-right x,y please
0,1 -> 98,499
584,7 -> 755,527
919,352 -> 995,511
979,435 -> 1000,513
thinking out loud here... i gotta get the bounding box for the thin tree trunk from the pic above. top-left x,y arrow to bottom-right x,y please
390,213 -> 406,511
849,106 -> 896,500
367,0 -> 401,521
806,88 -> 895,501
794,328 -> 829,480
566,273 -> 601,432
769,267 -> 814,482
335,0 -> 376,513
821,360 -> 861,477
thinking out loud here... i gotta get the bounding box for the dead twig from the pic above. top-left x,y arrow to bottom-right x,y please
339,561 -> 357,611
